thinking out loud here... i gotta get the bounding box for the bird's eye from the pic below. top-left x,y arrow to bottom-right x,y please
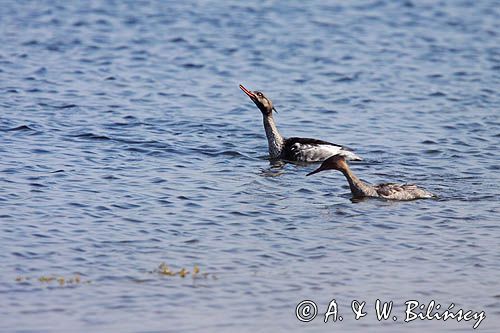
257,93 -> 263,97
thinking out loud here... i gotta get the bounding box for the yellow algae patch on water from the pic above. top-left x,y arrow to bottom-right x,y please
155,263 -> 210,280
178,268 -> 188,278
38,276 -> 55,283
16,275 -> 89,287
158,262 -> 176,276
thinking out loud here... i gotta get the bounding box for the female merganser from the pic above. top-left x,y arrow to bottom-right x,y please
239,84 -> 362,162
307,155 -> 435,201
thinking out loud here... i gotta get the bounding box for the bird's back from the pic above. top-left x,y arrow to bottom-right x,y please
283,137 -> 362,162
374,183 -> 434,201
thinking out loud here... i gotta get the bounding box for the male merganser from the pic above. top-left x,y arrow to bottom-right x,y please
307,155 -> 435,201
239,84 -> 362,162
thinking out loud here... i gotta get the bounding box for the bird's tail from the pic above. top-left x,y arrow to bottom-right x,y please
341,149 -> 363,161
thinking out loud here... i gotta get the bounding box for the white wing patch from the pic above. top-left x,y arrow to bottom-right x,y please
291,143 -> 361,162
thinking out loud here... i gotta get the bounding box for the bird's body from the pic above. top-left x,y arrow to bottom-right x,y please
239,84 -> 361,163
307,155 -> 435,201
372,183 -> 435,201
282,137 -> 361,162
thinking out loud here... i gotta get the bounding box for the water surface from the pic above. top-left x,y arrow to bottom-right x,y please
0,1 -> 499,332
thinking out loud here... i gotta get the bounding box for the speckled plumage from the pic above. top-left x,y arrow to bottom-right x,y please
240,84 -> 362,162
372,183 -> 435,200
307,155 -> 435,201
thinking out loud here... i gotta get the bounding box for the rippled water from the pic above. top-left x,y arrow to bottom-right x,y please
1,1 -> 499,332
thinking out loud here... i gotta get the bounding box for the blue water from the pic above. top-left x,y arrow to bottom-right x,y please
1,1 -> 499,332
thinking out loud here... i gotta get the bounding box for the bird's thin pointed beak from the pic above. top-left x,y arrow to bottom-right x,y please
306,166 -> 323,177
239,84 -> 256,99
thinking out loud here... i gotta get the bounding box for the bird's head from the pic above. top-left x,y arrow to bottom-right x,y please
306,155 -> 349,176
239,84 -> 276,116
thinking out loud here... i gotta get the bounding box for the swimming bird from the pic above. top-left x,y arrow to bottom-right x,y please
307,155 -> 435,201
239,84 -> 362,162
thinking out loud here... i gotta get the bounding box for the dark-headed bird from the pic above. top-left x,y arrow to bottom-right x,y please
239,84 -> 362,162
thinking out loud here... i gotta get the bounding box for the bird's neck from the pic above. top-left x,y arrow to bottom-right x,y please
341,166 -> 377,198
263,114 -> 284,159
